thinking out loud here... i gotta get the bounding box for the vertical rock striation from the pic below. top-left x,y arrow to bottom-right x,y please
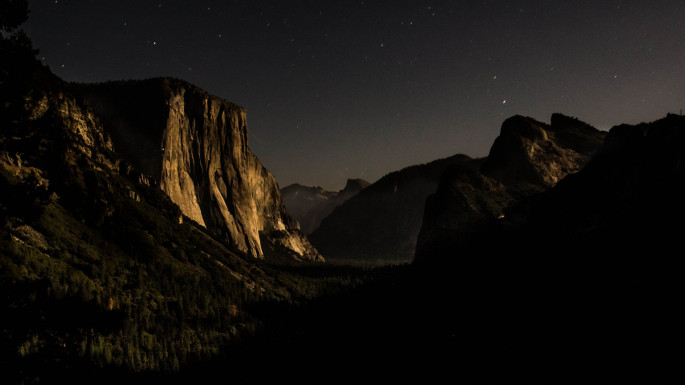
79,78 -> 321,261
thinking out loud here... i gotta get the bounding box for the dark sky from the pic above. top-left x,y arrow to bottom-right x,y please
23,0 -> 685,190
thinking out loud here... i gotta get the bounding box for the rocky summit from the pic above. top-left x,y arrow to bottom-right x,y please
480,113 -> 607,195
511,113 -> 685,248
411,114 -> 685,373
309,113 -> 606,265
309,154 -> 481,264
281,178 -> 369,234
75,78 -> 321,261
414,113 -> 606,262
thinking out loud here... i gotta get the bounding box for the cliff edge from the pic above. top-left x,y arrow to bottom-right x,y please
76,78 -> 321,261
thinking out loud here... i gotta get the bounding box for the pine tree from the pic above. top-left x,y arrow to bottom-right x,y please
0,0 -> 29,32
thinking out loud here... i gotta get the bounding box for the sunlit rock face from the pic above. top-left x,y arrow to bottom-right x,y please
518,113 -> 685,244
80,78 -> 322,261
481,114 -> 606,195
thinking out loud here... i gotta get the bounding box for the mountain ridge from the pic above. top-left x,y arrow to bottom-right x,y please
309,153 -> 481,263
281,178 -> 370,234
414,113 -> 607,262
5,4 -> 684,379
310,114 -> 606,264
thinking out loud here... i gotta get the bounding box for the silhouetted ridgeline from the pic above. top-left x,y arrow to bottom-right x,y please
2,6 -> 683,379
412,114 -> 685,372
281,178 -> 369,234
309,154 -> 482,264
415,113 -> 607,262
309,113 -> 605,265
417,113 -> 685,264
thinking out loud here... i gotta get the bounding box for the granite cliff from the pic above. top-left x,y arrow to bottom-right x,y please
511,113 -> 685,247
480,114 -> 606,194
0,68 -> 332,377
310,114 -> 606,264
309,154 -> 481,263
415,114 -> 607,262
75,79 -> 321,261
1,17 -> 331,377
410,115 -> 685,372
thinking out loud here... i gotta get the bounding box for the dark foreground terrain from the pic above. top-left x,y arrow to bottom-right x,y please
2,3 -> 683,382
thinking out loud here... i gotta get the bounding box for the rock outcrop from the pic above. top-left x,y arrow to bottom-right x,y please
309,154 -> 482,264
281,178 -> 370,234
414,114 -> 606,263
481,114 -> 606,195
77,78 -> 321,261
0,66 -> 329,376
414,165 -> 514,259
515,113 -> 685,246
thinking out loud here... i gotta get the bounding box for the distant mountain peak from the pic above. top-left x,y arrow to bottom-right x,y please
415,113 -> 609,263
281,178 -> 369,235
343,178 -> 371,193
309,154 -> 481,264
480,113 -> 607,193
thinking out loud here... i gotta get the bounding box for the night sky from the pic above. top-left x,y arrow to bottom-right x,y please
23,1 -> 685,190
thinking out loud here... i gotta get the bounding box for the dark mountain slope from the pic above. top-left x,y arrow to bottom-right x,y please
0,84 -> 284,377
481,113 -> 607,195
0,77 -> 382,381
1,21 -> 335,380
281,178 -> 369,234
512,113 -> 685,251
415,114 -> 606,262
309,154 -> 481,264
412,114 -> 685,372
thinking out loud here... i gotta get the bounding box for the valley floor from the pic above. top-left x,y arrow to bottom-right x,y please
5,244 -> 683,383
